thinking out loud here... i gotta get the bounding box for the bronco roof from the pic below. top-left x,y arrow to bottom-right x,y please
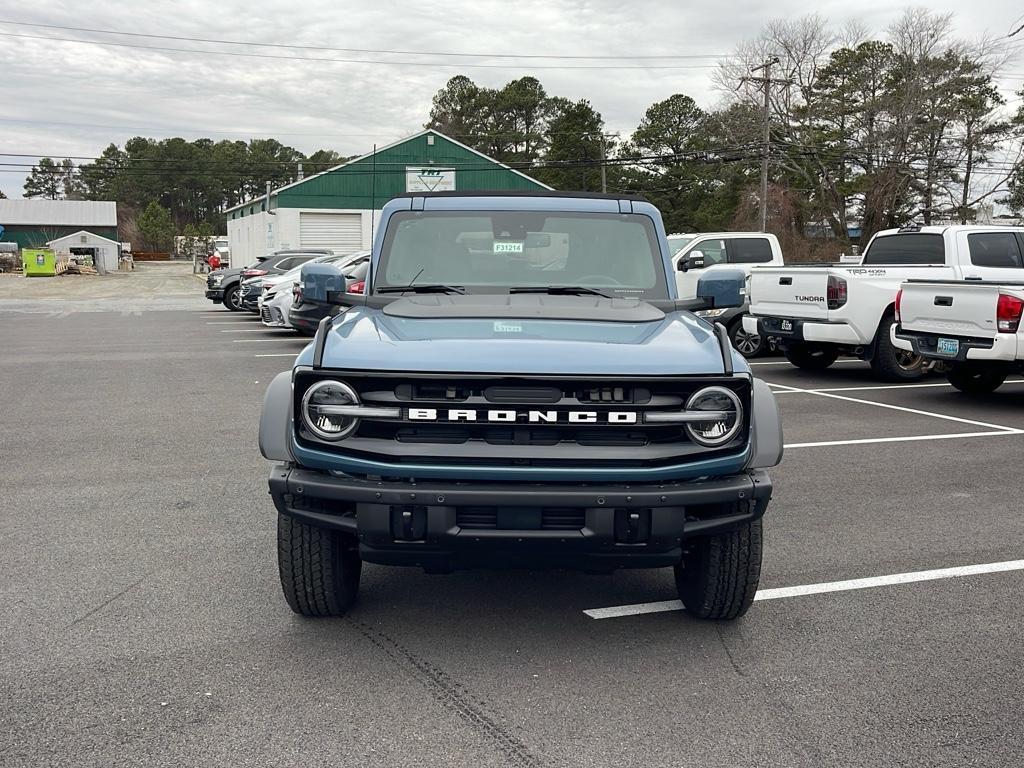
394,190 -> 650,203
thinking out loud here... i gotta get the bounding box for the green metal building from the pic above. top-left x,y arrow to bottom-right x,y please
225,130 -> 551,264
0,200 -> 118,249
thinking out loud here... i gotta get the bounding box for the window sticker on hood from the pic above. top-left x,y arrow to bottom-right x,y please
494,321 -> 522,333
493,241 -> 525,254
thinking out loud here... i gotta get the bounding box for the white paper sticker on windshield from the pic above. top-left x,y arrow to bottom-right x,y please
493,241 -> 524,254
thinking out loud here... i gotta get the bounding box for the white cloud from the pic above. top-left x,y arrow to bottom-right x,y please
0,0 -> 1021,197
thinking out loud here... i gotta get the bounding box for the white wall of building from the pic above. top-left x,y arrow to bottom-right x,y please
227,208 -> 378,264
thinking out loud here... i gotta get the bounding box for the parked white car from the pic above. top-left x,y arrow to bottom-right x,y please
744,225 -> 1024,380
671,232 -> 784,299
258,250 -> 369,328
892,242 -> 1024,393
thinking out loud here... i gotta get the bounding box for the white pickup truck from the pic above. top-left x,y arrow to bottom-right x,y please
892,276 -> 1024,394
669,232 -> 784,357
743,226 -> 1024,380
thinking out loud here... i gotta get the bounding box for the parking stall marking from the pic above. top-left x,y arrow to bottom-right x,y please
232,338 -> 308,343
583,559 -> 1024,619
769,379 -> 1024,394
768,382 -> 1020,433
749,359 -> 862,367
254,353 -> 302,357
785,430 -> 1023,449
219,328 -> 294,333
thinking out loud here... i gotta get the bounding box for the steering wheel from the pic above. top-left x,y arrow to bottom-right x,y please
573,274 -> 624,286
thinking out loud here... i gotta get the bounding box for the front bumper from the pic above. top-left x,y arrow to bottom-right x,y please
288,302 -> 333,333
745,316 -> 861,345
269,465 -> 772,571
205,288 -> 224,302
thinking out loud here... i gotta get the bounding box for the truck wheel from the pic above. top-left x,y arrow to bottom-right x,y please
728,319 -> 764,358
783,343 -> 839,370
675,513 -> 762,620
224,284 -> 242,312
277,513 -> 361,617
870,314 -> 926,381
947,365 -> 1007,395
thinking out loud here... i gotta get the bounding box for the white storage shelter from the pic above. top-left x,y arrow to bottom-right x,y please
47,230 -> 121,274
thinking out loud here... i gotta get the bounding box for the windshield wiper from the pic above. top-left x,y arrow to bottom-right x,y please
509,285 -> 613,298
377,284 -> 465,295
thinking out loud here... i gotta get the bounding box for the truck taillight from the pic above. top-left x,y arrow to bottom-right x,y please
293,283 -> 302,303
996,293 -> 1024,332
895,288 -> 903,323
348,280 -> 365,294
826,275 -> 847,310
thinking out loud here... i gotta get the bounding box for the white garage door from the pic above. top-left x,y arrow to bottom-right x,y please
299,213 -> 363,253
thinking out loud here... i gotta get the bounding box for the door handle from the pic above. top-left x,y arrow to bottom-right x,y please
779,277 -> 792,285
935,296 -> 953,306
964,276 -> 982,281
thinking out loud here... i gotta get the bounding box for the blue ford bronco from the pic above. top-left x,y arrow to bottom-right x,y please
259,192 -> 783,620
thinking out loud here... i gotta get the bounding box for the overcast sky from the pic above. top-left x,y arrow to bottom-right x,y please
1,0 -> 1022,198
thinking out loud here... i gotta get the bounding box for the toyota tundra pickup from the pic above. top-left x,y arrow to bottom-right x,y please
258,192 -> 783,621
743,225 -> 1024,380
892,276 -> 1024,394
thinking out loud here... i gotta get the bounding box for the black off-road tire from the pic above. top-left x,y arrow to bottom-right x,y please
675,512 -> 762,621
224,284 -> 242,312
278,513 -> 362,617
946,365 -> 1007,395
784,342 -> 839,370
728,318 -> 764,358
870,313 -> 927,381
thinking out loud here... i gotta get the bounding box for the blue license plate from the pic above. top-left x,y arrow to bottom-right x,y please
937,338 -> 959,356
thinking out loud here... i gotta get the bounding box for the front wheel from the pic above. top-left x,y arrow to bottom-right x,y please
675,511 -> 762,621
947,365 -> 1007,395
728,318 -> 764,358
870,314 -> 926,381
224,284 -> 242,312
278,513 -> 362,617
784,342 -> 839,370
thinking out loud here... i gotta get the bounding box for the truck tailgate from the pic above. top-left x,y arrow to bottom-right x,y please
749,268 -> 829,320
900,282 -> 1000,338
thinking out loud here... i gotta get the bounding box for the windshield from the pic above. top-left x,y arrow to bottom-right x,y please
377,211 -> 668,299
666,235 -> 695,255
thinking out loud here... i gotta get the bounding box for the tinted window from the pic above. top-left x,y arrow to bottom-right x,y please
378,211 -> 669,299
273,257 -> 298,270
685,239 -> 727,267
728,237 -> 774,264
862,234 -> 945,265
968,233 -> 1023,269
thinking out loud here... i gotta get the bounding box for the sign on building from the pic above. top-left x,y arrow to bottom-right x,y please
406,167 -> 456,193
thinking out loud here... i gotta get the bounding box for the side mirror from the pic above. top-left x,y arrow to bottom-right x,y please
679,250 -> 705,272
301,262 -> 347,304
696,268 -> 745,310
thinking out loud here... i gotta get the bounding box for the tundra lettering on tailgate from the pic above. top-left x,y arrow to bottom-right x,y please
795,295 -> 826,303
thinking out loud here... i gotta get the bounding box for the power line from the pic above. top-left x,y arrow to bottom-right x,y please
0,31 -> 722,70
0,19 -> 730,60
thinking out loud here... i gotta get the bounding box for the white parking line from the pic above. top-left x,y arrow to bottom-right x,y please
232,338 -> 306,343
769,382 -> 1018,432
583,559 -> 1024,619
749,359 -> 861,367
771,379 -> 1024,394
219,328 -> 293,333
785,430 -> 1022,449
254,353 -> 300,358
206,321 -> 259,325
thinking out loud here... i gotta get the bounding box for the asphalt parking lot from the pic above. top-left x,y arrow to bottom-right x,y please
3,291 -> 1023,767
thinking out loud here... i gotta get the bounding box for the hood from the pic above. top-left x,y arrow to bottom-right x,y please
302,305 -> 747,376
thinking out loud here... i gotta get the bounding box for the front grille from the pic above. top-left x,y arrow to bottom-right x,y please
260,306 -> 273,323
456,506 -> 586,530
294,372 -> 751,470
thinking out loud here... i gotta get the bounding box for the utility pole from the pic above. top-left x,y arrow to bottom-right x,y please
599,137 -> 607,194
742,57 -> 780,232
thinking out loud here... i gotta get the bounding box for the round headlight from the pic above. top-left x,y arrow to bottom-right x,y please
684,386 -> 742,447
301,380 -> 360,441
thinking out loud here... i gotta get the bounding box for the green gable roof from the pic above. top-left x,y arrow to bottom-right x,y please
228,130 -> 550,216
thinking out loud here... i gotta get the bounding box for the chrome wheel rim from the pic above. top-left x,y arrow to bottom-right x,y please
895,349 -> 924,371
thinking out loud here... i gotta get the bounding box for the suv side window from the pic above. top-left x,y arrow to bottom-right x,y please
274,257 -> 298,270
967,233 -> 1023,269
727,237 -> 774,264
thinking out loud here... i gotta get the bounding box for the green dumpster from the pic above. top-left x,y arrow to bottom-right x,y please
23,248 -> 56,277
